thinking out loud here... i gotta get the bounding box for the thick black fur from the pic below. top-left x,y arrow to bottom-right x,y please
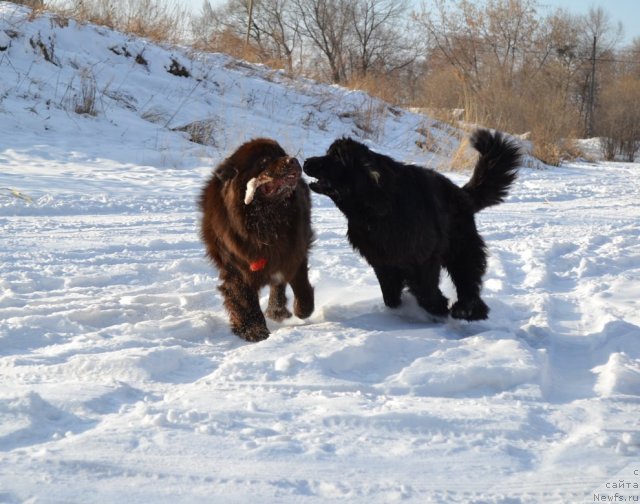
303,129 -> 521,321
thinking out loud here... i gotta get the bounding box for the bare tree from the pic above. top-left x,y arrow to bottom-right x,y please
252,0 -> 303,72
292,0 -> 419,84
417,0 -> 551,126
348,0 -> 415,77
191,0 -> 227,51
578,6 -> 624,135
192,0 -> 303,71
292,0 -> 351,83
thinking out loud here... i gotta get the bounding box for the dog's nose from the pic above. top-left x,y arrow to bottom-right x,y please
286,156 -> 301,170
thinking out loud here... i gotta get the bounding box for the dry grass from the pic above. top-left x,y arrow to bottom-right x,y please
531,140 -> 562,167
344,74 -> 401,106
194,30 -> 269,67
172,118 -> 219,147
50,0 -> 189,44
443,137 -> 477,172
73,69 -> 98,116
338,98 -> 387,141
415,126 -> 443,154
531,137 -> 586,166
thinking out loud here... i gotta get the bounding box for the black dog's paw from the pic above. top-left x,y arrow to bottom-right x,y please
419,294 -> 450,317
383,294 -> 402,309
234,324 -> 270,342
265,306 -> 292,322
451,298 -> 489,321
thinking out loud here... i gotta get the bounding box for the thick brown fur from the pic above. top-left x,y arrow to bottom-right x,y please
199,138 -> 314,342
303,129 -> 521,321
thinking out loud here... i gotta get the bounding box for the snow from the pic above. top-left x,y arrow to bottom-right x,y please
1,3 -> 639,503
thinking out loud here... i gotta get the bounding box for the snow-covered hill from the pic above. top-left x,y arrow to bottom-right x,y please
1,3 -> 639,503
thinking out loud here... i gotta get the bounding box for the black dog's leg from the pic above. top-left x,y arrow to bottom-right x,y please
446,226 -> 489,321
265,283 -> 292,322
373,264 -> 404,308
290,259 -> 314,319
407,261 -> 449,317
219,269 -> 270,342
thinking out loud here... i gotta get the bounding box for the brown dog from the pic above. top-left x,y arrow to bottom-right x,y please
199,139 -> 314,341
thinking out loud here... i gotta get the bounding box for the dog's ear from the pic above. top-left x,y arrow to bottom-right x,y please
333,143 -> 353,168
363,155 -> 386,187
329,137 -> 362,168
214,160 -> 238,182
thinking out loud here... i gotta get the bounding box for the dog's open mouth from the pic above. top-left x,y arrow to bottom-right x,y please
303,158 -> 337,198
308,178 -> 331,195
260,171 -> 299,197
245,159 -> 301,204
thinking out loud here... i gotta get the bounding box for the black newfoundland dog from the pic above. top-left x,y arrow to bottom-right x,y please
199,139 -> 314,342
303,129 -> 521,321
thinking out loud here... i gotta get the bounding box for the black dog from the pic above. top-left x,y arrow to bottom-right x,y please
303,129 -> 521,321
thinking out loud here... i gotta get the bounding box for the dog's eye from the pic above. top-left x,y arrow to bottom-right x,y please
258,157 -> 269,169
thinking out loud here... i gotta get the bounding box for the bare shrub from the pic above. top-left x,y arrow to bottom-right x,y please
172,118 -> 219,147
166,58 -> 190,78
29,32 -> 57,65
528,114 -> 580,166
54,0 -> 188,43
415,126 -> 438,153
597,76 -> 640,161
531,139 -> 563,167
196,28 -> 265,64
15,0 -> 45,19
73,69 -> 98,115
345,73 -> 405,107
14,0 -> 44,6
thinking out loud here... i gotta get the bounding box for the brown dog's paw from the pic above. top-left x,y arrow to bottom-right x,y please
265,306 -> 292,322
234,324 -> 270,342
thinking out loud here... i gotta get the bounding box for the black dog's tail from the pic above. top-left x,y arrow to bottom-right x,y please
463,129 -> 522,212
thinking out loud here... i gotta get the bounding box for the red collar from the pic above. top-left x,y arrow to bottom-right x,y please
250,257 -> 267,272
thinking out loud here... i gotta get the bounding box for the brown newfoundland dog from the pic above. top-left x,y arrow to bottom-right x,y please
303,129 -> 521,321
199,139 -> 314,342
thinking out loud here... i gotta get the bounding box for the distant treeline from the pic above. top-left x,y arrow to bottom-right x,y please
22,0 -> 640,163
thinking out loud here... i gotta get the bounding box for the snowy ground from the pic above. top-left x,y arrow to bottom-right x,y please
1,3 -> 639,503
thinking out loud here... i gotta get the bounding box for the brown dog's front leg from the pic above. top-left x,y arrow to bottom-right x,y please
266,283 -> 292,322
219,271 -> 269,342
290,259 -> 314,319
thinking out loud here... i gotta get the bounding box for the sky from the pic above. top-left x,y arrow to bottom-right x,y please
176,0 -> 640,46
